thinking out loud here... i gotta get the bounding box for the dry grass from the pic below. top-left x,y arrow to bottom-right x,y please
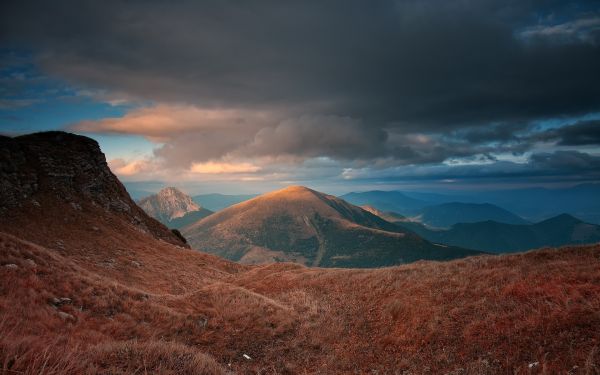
1,201 -> 600,374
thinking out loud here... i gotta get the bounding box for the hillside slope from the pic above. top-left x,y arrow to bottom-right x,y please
1,132 -> 599,374
361,205 -> 407,223
184,186 -> 481,267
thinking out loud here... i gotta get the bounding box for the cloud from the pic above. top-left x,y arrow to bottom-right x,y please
190,161 -> 261,174
74,105 -> 497,168
341,150 -> 600,182
529,150 -> 600,171
2,0 -> 600,129
70,104 -> 275,139
108,158 -> 159,177
536,119 -> 600,146
519,16 -> 600,45
243,115 -> 387,160
2,0 -> 600,186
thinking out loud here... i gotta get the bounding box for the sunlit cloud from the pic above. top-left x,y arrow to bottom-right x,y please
70,104 -> 277,139
108,158 -> 158,176
190,161 -> 261,174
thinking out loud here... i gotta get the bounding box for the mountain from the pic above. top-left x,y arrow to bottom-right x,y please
490,184 -> 600,224
340,190 -> 428,215
139,187 -> 202,221
0,132 -> 187,247
348,194 -> 528,228
360,205 -> 406,223
397,213 -> 600,253
416,202 -> 529,228
183,186 -> 482,267
138,187 -> 213,229
401,191 -> 460,204
343,185 -> 600,225
415,184 -> 600,224
192,193 -> 257,211
1,132 -> 600,374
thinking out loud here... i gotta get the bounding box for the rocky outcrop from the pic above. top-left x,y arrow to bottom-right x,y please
139,187 -> 201,222
0,131 -> 187,247
138,187 -> 214,229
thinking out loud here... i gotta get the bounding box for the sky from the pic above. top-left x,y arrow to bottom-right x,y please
1,0 -> 600,195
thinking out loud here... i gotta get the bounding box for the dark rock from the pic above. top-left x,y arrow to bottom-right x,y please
50,297 -> 72,306
57,311 -> 75,321
171,229 -> 187,244
0,132 -> 188,247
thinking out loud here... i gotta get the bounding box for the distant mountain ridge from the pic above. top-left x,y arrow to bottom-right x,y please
344,184 -> 600,224
396,213 -> 600,253
183,186 -> 483,267
417,202 -> 528,228
138,187 -> 213,229
341,190 -> 427,215
192,193 -> 257,211
342,190 -> 528,228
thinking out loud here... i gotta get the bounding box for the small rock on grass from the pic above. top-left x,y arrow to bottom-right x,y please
58,311 -> 75,321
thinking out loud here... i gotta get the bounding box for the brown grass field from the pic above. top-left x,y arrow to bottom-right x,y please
1,196 -> 600,374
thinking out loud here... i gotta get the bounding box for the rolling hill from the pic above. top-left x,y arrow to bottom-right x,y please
416,202 -> 529,228
398,213 -> 600,253
138,187 -> 213,229
1,132 -> 600,374
402,185 -> 600,224
341,191 -> 528,228
183,186 -> 482,267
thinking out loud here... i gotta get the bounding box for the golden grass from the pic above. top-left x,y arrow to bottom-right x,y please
1,217 -> 600,374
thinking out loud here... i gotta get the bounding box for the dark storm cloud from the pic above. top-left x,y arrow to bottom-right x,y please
243,115 -> 388,160
537,120 -> 600,145
2,0 -> 600,130
2,0 -> 600,186
530,150 -> 600,171
342,150 -> 600,184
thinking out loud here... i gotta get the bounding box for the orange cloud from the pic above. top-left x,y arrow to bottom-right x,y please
71,104 -> 276,139
109,158 -> 157,176
190,161 -> 261,174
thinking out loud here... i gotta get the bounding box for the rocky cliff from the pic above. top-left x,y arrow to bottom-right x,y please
0,131 -> 186,247
138,187 -> 201,220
